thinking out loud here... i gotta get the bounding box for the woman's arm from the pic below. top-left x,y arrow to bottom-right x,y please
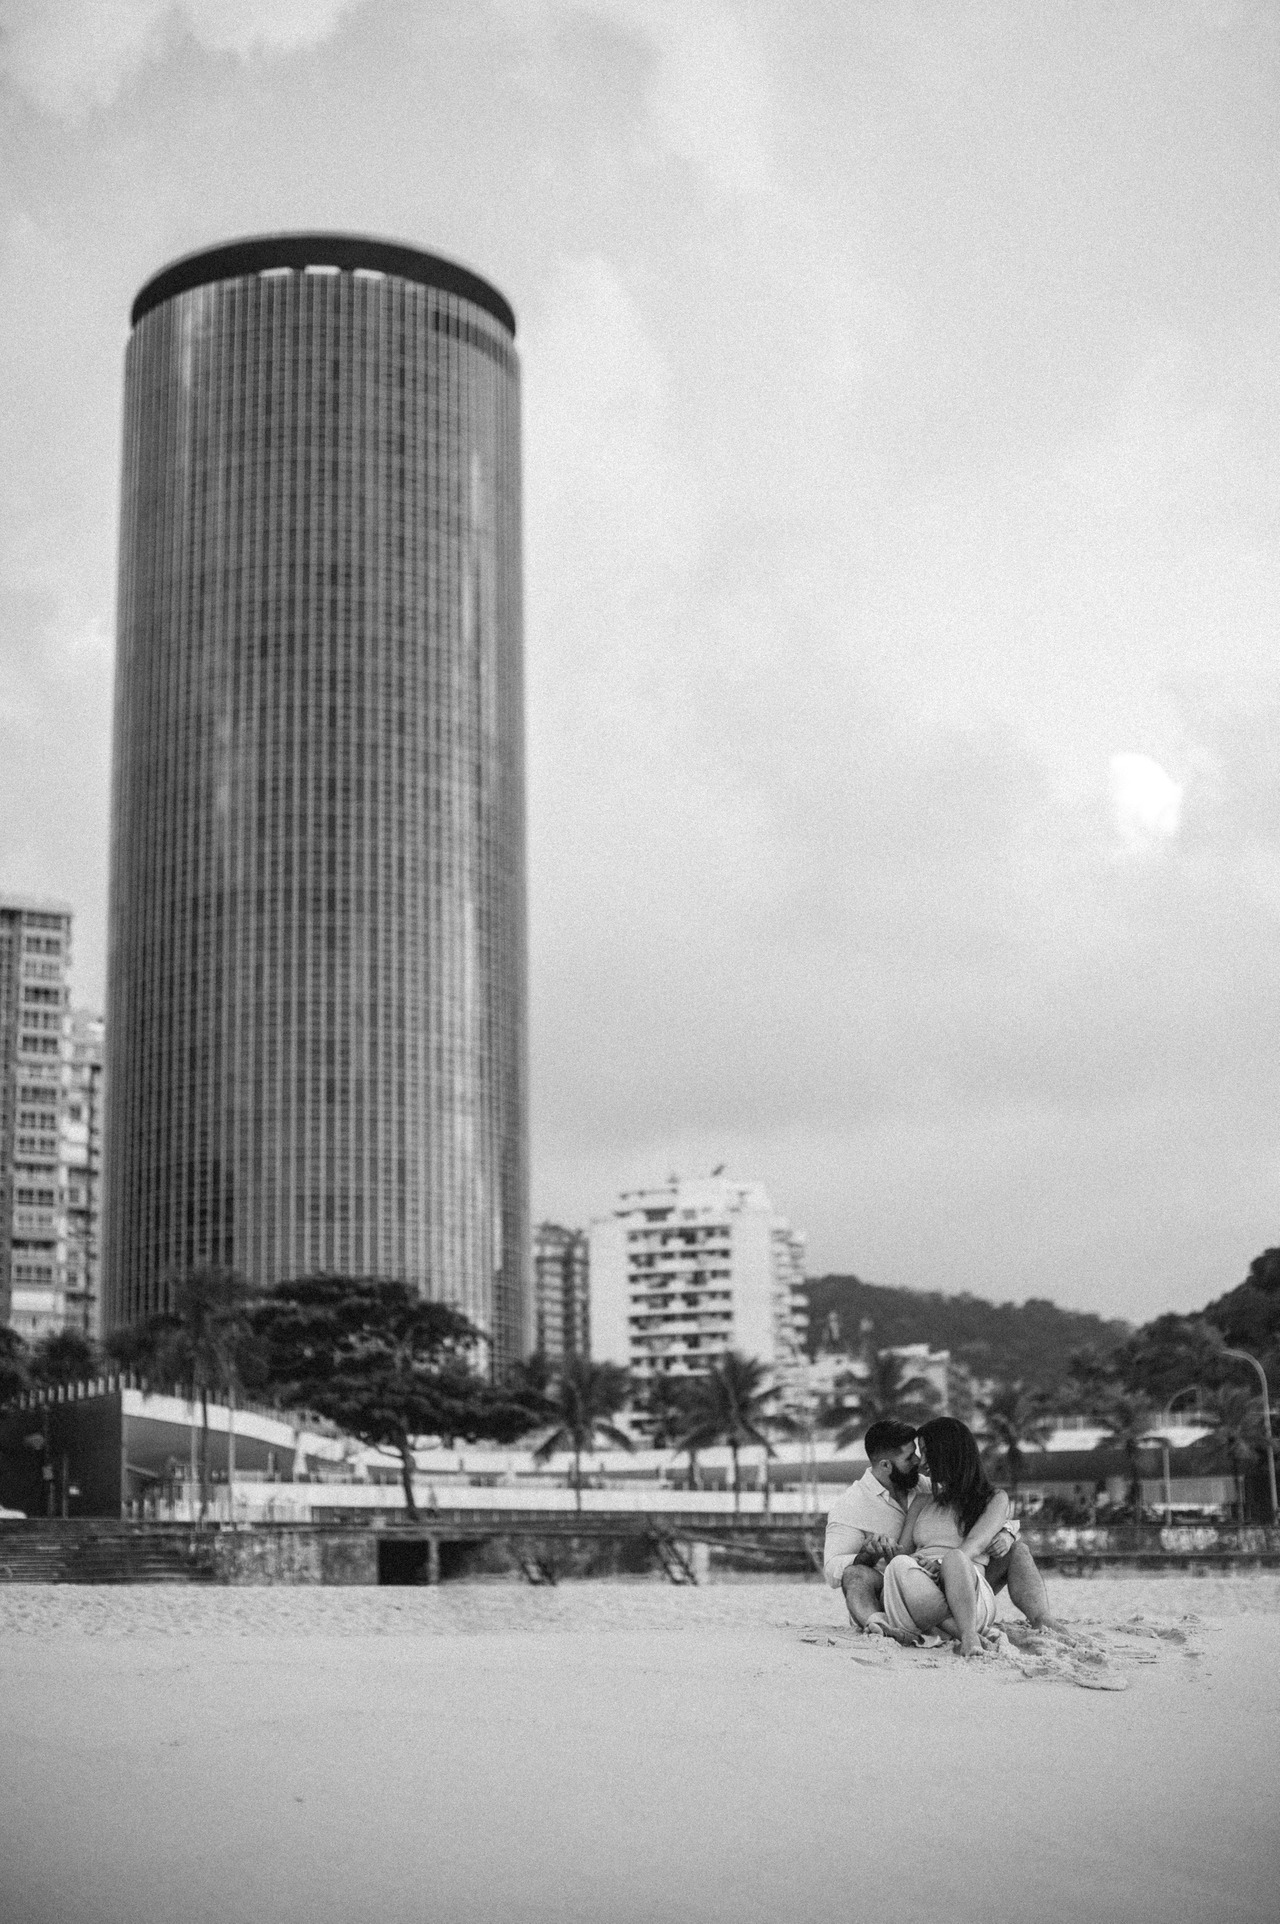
898,1494 -> 927,1555
959,1489 -> 1010,1560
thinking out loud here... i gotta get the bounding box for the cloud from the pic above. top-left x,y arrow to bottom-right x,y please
0,0 -> 357,118
548,0 -> 776,198
1109,752 -> 1183,854
633,1 -> 775,198
3,0 -> 1279,1325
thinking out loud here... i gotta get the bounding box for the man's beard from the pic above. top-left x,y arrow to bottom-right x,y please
888,1464 -> 920,1495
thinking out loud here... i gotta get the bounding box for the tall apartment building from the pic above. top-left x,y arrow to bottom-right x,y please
0,897 -> 90,1339
588,1177 -> 808,1389
61,1010 -> 104,1337
532,1222 -> 589,1364
105,235 -> 529,1371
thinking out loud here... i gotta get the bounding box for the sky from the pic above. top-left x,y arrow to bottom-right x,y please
1,0 -> 1277,1325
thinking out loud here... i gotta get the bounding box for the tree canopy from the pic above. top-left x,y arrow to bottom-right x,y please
804,1274 -> 1129,1392
1092,1390 -> 1163,1515
107,1268 -> 258,1521
28,1328 -> 101,1389
250,1276 -> 534,1517
0,1327 -> 104,1406
526,1356 -> 633,1510
980,1381 -> 1054,1498
0,1327 -> 28,1408
675,1352 -> 783,1514
637,1370 -> 698,1451
1199,1249 -> 1280,1368
829,1349 -> 940,1450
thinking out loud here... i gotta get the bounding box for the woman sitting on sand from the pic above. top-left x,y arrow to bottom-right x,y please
873,1417 -> 1009,1659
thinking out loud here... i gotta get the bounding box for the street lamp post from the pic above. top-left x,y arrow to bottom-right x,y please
1220,1347 -> 1278,1526
1156,1387 -> 1205,1522
1162,1384 -> 1204,1427
227,1381 -> 236,1526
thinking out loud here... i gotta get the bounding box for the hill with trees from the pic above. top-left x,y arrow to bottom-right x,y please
803,1274 -> 1130,1394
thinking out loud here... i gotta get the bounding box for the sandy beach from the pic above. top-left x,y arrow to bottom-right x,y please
3,1573 -> 1278,1924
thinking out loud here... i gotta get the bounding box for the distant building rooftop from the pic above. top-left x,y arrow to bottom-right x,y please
0,893 -> 73,917
131,233 -> 517,337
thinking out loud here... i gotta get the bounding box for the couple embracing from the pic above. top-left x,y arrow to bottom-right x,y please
824,1416 -> 1068,1656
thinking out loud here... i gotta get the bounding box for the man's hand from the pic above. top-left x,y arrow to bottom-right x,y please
856,1533 -> 899,1567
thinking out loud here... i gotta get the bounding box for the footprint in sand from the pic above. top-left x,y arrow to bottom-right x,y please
1070,1668 -> 1128,1691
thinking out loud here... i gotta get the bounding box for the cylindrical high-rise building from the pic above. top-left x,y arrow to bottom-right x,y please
105,234 -> 528,1371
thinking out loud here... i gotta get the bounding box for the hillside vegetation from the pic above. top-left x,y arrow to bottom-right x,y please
803,1274 -> 1130,1394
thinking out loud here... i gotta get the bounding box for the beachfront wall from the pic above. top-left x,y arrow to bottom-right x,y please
213,1527 -> 377,1584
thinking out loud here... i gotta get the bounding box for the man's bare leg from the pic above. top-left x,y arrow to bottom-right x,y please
840,1563 -> 885,1630
939,1549 -> 985,1658
1002,1541 -> 1075,1640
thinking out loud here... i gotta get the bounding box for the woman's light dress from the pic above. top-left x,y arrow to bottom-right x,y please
880,1496 -> 999,1642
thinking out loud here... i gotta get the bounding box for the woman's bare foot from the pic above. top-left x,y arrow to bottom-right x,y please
959,1633 -> 985,1659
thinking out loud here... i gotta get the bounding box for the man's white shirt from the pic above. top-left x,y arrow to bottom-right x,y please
822,1468 -> 912,1587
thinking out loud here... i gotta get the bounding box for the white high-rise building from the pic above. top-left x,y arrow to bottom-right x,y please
588,1176 -> 808,1387
1,898 -> 105,1340
61,1010 -> 104,1338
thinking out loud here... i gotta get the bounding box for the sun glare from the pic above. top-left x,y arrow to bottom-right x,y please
1109,752 -> 1183,854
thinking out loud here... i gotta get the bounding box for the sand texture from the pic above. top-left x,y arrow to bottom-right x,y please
2,1575 -> 1278,1924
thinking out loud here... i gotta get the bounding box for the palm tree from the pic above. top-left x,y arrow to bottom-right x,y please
639,1372 -> 696,1451
675,1352 -> 780,1516
1093,1390 -> 1161,1519
108,1267 -> 257,1525
531,1356 -> 634,1510
1199,1386 -> 1263,1531
638,1371 -> 704,1487
831,1348 -> 940,1451
0,1327 -> 30,1408
980,1381 -> 1053,1507
29,1328 -> 100,1389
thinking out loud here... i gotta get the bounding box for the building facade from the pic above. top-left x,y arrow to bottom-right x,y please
105,234 -> 529,1371
532,1221 -> 589,1364
0,899 -> 104,1340
588,1177 -> 808,1389
60,1010 -> 104,1338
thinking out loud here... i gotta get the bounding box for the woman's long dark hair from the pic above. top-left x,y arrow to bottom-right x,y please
916,1417 -> 996,1539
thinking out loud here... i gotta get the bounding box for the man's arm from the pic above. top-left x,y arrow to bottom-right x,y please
822,1516 -> 869,1589
897,1494 -> 925,1556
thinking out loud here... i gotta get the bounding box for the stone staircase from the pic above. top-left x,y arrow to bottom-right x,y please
0,1528 -> 67,1583
0,1522 -> 217,1584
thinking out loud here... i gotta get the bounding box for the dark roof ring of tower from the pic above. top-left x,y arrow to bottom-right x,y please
131,232 -> 516,336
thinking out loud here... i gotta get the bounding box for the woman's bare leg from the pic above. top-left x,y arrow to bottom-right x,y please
940,1549 -> 984,1658
1004,1542 -> 1075,1639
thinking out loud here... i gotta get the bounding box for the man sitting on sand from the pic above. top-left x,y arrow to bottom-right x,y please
823,1418 -> 1071,1638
